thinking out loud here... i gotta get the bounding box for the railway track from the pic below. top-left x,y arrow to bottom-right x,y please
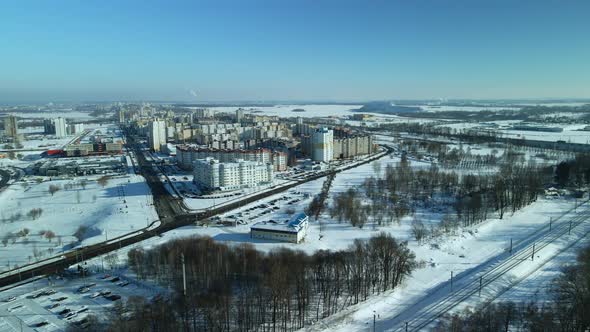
390,203 -> 590,331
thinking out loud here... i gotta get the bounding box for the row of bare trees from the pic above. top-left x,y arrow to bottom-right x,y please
110,233 -> 415,331
329,157 -> 546,230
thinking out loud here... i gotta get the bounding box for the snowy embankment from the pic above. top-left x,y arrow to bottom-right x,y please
304,198 -> 589,332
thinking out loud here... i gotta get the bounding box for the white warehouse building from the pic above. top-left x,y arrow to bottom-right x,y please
312,127 -> 334,162
250,213 -> 309,243
193,157 -> 273,191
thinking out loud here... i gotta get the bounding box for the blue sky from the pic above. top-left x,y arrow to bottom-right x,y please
1,0 -> 589,102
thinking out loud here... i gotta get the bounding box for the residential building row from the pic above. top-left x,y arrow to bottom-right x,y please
176,145 -> 287,172
193,157 -> 273,191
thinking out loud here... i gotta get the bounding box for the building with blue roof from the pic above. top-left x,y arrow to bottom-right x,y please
250,212 -> 309,243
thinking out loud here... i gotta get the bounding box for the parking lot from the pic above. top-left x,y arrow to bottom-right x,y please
0,270 -> 161,331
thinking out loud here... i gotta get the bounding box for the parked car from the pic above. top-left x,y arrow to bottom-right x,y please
105,294 -> 121,301
58,308 -> 72,316
32,321 -> 49,328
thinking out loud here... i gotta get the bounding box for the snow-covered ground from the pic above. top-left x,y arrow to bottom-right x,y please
303,198 -> 588,332
208,104 -> 362,119
494,231 -> 590,304
0,172 -> 157,273
497,124 -> 590,144
1,111 -> 94,120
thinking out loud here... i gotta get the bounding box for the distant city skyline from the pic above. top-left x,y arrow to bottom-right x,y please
1,0 -> 589,102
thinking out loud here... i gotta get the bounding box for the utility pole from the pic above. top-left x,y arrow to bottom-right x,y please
181,253 -> 187,297
479,276 -> 482,297
405,322 -> 408,332
373,311 -> 376,332
509,238 -> 513,255
549,217 -> 552,230
531,243 -> 535,261
450,271 -> 454,292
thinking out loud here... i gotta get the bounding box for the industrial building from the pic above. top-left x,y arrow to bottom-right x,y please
61,127 -> 123,156
33,156 -> 126,176
250,213 -> 309,243
193,157 -> 273,191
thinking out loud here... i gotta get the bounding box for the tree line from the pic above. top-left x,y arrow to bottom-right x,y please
93,233 -> 415,332
329,155 -> 548,233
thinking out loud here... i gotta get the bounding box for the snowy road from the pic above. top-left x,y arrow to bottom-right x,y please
385,202 -> 590,331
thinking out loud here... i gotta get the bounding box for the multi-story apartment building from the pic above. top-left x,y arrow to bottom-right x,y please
176,145 -> 287,172
148,120 -> 167,151
53,117 -> 68,138
3,115 -> 18,138
301,126 -> 374,161
193,157 -> 273,191
312,127 -> 334,162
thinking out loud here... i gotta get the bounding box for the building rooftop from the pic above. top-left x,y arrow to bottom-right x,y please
251,213 -> 309,233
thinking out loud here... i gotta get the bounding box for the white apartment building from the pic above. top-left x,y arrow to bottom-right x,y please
193,108 -> 215,119
68,123 -> 84,135
193,157 -> 273,191
236,108 -> 244,123
312,127 -> 333,162
53,117 -> 68,138
3,115 -> 18,138
177,146 -> 287,172
148,120 -> 167,151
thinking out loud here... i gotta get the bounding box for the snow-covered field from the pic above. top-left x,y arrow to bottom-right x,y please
497,124 -> 590,144
304,198 -> 587,332
209,104 -> 362,119
0,173 -> 157,273
1,111 -> 94,120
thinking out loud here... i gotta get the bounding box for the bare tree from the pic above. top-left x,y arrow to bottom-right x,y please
73,225 -> 88,242
45,230 -> 56,242
97,176 -> 110,188
48,184 -> 61,196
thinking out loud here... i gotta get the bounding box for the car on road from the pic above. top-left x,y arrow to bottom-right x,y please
32,321 -> 49,328
2,296 -> 17,302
